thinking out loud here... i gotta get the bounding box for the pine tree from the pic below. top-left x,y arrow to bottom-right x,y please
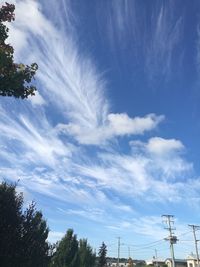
0,181 -> 23,267
0,181 -> 49,267
20,202 -> 49,267
50,229 -> 79,267
98,242 -> 107,267
50,230 -> 97,267
79,238 -> 96,267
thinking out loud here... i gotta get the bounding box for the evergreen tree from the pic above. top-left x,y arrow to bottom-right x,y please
20,202 -> 49,267
0,181 -> 49,267
0,181 -> 23,266
50,230 -> 97,267
50,229 -> 79,267
98,242 -> 107,267
0,2 -> 38,98
79,238 -> 96,267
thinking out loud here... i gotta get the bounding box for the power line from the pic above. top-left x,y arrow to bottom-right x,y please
177,230 -> 192,238
123,239 -> 164,248
178,240 -> 193,242
129,243 -> 166,252
108,228 -> 195,259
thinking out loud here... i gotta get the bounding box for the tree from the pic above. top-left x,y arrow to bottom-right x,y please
20,203 -> 49,267
0,181 -> 49,267
50,230 -> 97,267
0,181 -> 23,267
78,238 -> 96,267
50,229 -> 79,267
128,258 -> 134,267
0,2 -> 38,98
98,242 -> 107,267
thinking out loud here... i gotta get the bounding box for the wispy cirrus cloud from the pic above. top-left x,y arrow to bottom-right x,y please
7,0 -> 108,128
76,136 -> 193,203
59,207 -> 105,223
96,0 -> 184,83
0,0 -> 198,251
4,0 -> 165,148
0,108 -> 72,168
144,1 -> 184,82
130,137 -> 191,180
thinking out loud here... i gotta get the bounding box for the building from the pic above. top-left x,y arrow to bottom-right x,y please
108,263 -> 128,267
107,259 -> 145,267
146,257 -> 165,267
186,253 -> 199,267
165,258 -> 187,267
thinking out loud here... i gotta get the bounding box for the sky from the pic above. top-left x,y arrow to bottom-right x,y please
1,0 -> 200,260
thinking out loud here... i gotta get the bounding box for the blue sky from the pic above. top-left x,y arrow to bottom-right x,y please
1,0 -> 200,260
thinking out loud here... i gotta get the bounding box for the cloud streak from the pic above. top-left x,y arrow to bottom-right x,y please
0,0 -> 195,210
96,0 -> 184,83
0,0 -> 198,254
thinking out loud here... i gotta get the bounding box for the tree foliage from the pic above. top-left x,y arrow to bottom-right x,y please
0,2 -> 38,98
50,229 -> 96,267
98,242 -> 107,267
20,203 -> 49,267
50,229 -> 79,267
78,238 -> 96,267
0,181 -> 49,267
0,181 -> 23,266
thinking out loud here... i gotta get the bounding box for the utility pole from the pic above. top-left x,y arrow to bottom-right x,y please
155,249 -> 158,267
128,246 -> 130,258
188,225 -> 200,267
117,237 -> 121,267
162,215 -> 177,267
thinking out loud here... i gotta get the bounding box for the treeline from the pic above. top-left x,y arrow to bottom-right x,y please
50,229 -> 97,267
0,181 -> 107,267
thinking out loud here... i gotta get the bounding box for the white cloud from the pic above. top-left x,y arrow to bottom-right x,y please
3,0 -> 107,132
0,0 -> 194,226
75,135 -> 193,203
0,1 -> 199,249
2,1 -> 165,146
107,113 -> 163,136
117,205 -> 133,212
130,137 -> 191,180
28,91 -> 46,106
21,1 -> 107,125
146,137 -> 184,156
58,113 -> 164,145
